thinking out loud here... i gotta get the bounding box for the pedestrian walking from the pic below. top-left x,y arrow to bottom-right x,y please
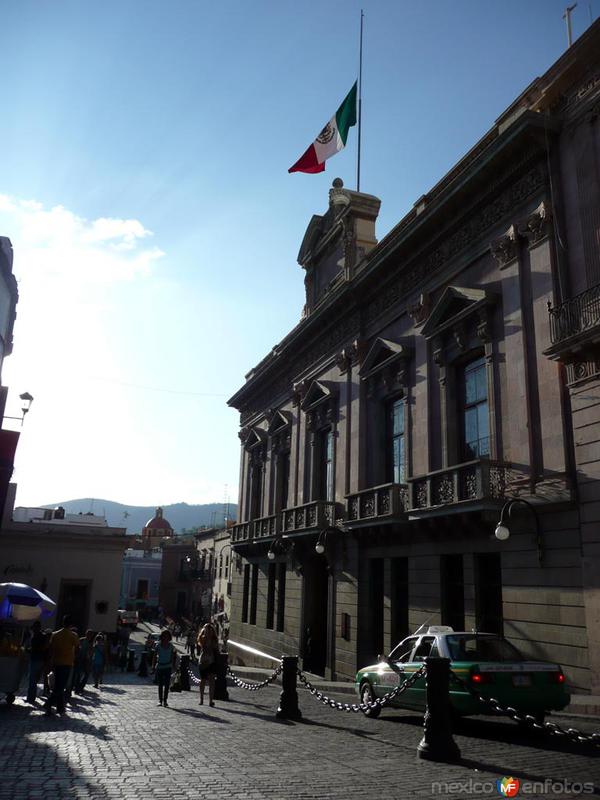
26,621 -> 48,704
196,622 -> 219,707
152,630 -> 176,707
43,615 -> 79,715
92,634 -> 106,688
72,629 -> 94,694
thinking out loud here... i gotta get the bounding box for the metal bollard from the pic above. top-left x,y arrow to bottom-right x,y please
214,652 -> 229,701
126,648 -> 136,673
276,655 -> 302,720
417,657 -> 461,762
180,655 -> 191,691
138,651 -> 148,678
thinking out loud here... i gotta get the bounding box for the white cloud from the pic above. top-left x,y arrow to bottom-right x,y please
0,194 -> 164,285
0,193 -> 169,505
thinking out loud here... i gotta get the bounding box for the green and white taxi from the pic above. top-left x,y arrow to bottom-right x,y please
355,626 -> 570,721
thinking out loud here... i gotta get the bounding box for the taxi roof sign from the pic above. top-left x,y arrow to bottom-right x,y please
426,625 -> 454,634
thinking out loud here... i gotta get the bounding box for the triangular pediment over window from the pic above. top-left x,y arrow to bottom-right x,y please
267,410 -> 291,435
421,286 -> 492,338
300,380 -> 336,412
245,427 -> 267,450
360,338 -> 411,379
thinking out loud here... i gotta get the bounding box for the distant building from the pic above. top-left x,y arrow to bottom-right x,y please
141,506 -> 173,550
212,527 -> 233,623
159,535 -> 204,621
119,547 -> 162,619
0,498 -> 127,633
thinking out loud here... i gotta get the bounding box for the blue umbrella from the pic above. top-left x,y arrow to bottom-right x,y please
0,582 -> 56,622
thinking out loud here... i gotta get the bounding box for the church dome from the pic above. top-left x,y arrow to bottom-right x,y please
143,506 -> 173,532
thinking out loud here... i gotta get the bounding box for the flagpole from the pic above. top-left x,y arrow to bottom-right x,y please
357,9 -> 364,192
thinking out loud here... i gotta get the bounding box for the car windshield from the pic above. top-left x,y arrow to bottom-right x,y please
446,635 -> 523,662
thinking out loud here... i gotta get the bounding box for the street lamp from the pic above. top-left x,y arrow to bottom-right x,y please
495,497 -> 544,565
3,392 -> 34,426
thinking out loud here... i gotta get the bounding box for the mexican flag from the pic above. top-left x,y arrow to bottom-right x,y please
288,82 -> 357,174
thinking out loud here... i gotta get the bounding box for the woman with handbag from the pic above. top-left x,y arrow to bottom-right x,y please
153,630 -> 176,707
196,623 -> 219,707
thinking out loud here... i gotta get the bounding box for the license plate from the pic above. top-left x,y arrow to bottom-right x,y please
512,674 -> 532,687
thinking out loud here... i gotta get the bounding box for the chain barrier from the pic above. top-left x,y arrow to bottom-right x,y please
187,667 -> 202,686
226,664 -> 283,691
296,665 -> 426,713
449,670 -> 600,748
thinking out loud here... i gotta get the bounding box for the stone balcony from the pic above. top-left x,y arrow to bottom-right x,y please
281,500 -> 337,535
345,483 -> 409,528
345,459 -> 513,526
407,458 -> 512,517
230,502 -> 337,545
231,514 -> 279,544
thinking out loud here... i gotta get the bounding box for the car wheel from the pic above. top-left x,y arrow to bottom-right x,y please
360,682 -> 381,718
6,693 -> 15,706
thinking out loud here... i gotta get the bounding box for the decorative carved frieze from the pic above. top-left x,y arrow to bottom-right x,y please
567,71 -> 600,108
518,201 -> 552,246
566,358 -> 600,386
365,166 -> 545,328
490,224 -> 519,268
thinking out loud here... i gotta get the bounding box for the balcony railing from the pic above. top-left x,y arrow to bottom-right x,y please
346,483 -> 409,525
407,459 -> 511,511
230,514 -> 279,544
281,500 -> 336,534
548,285 -> 600,347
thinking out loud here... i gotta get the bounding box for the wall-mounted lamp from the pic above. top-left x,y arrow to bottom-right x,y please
495,497 -> 543,565
267,534 -> 293,561
4,392 -> 34,426
315,527 -> 334,555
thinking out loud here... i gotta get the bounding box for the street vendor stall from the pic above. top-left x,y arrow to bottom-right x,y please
0,582 -> 56,705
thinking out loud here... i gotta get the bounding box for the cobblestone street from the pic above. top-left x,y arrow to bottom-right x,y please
0,672 -> 598,799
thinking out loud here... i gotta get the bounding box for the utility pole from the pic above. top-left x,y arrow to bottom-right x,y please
563,3 -> 577,47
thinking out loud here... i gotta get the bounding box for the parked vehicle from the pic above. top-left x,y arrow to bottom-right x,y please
117,609 -> 139,628
355,626 -> 570,721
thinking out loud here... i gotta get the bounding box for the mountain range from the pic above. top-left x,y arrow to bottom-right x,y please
41,499 -> 237,535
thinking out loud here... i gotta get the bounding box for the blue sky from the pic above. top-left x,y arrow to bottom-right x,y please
0,0 -> 597,509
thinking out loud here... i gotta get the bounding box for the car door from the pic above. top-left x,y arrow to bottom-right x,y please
402,636 -> 439,710
373,637 -> 419,704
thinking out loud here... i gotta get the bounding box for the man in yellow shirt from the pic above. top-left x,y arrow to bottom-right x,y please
44,615 -> 79,715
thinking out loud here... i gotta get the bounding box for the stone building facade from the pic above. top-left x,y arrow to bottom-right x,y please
228,21 -> 600,692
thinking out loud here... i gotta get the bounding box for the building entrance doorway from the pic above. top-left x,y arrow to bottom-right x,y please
302,555 -> 329,676
56,580 -> 90,633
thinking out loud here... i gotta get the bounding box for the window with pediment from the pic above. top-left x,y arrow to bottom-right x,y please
359,338 -> 412,486
421,286 -> 496,468
301,381 -> 338,502
267,409 -> 292,513
240,427 -> 267,521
